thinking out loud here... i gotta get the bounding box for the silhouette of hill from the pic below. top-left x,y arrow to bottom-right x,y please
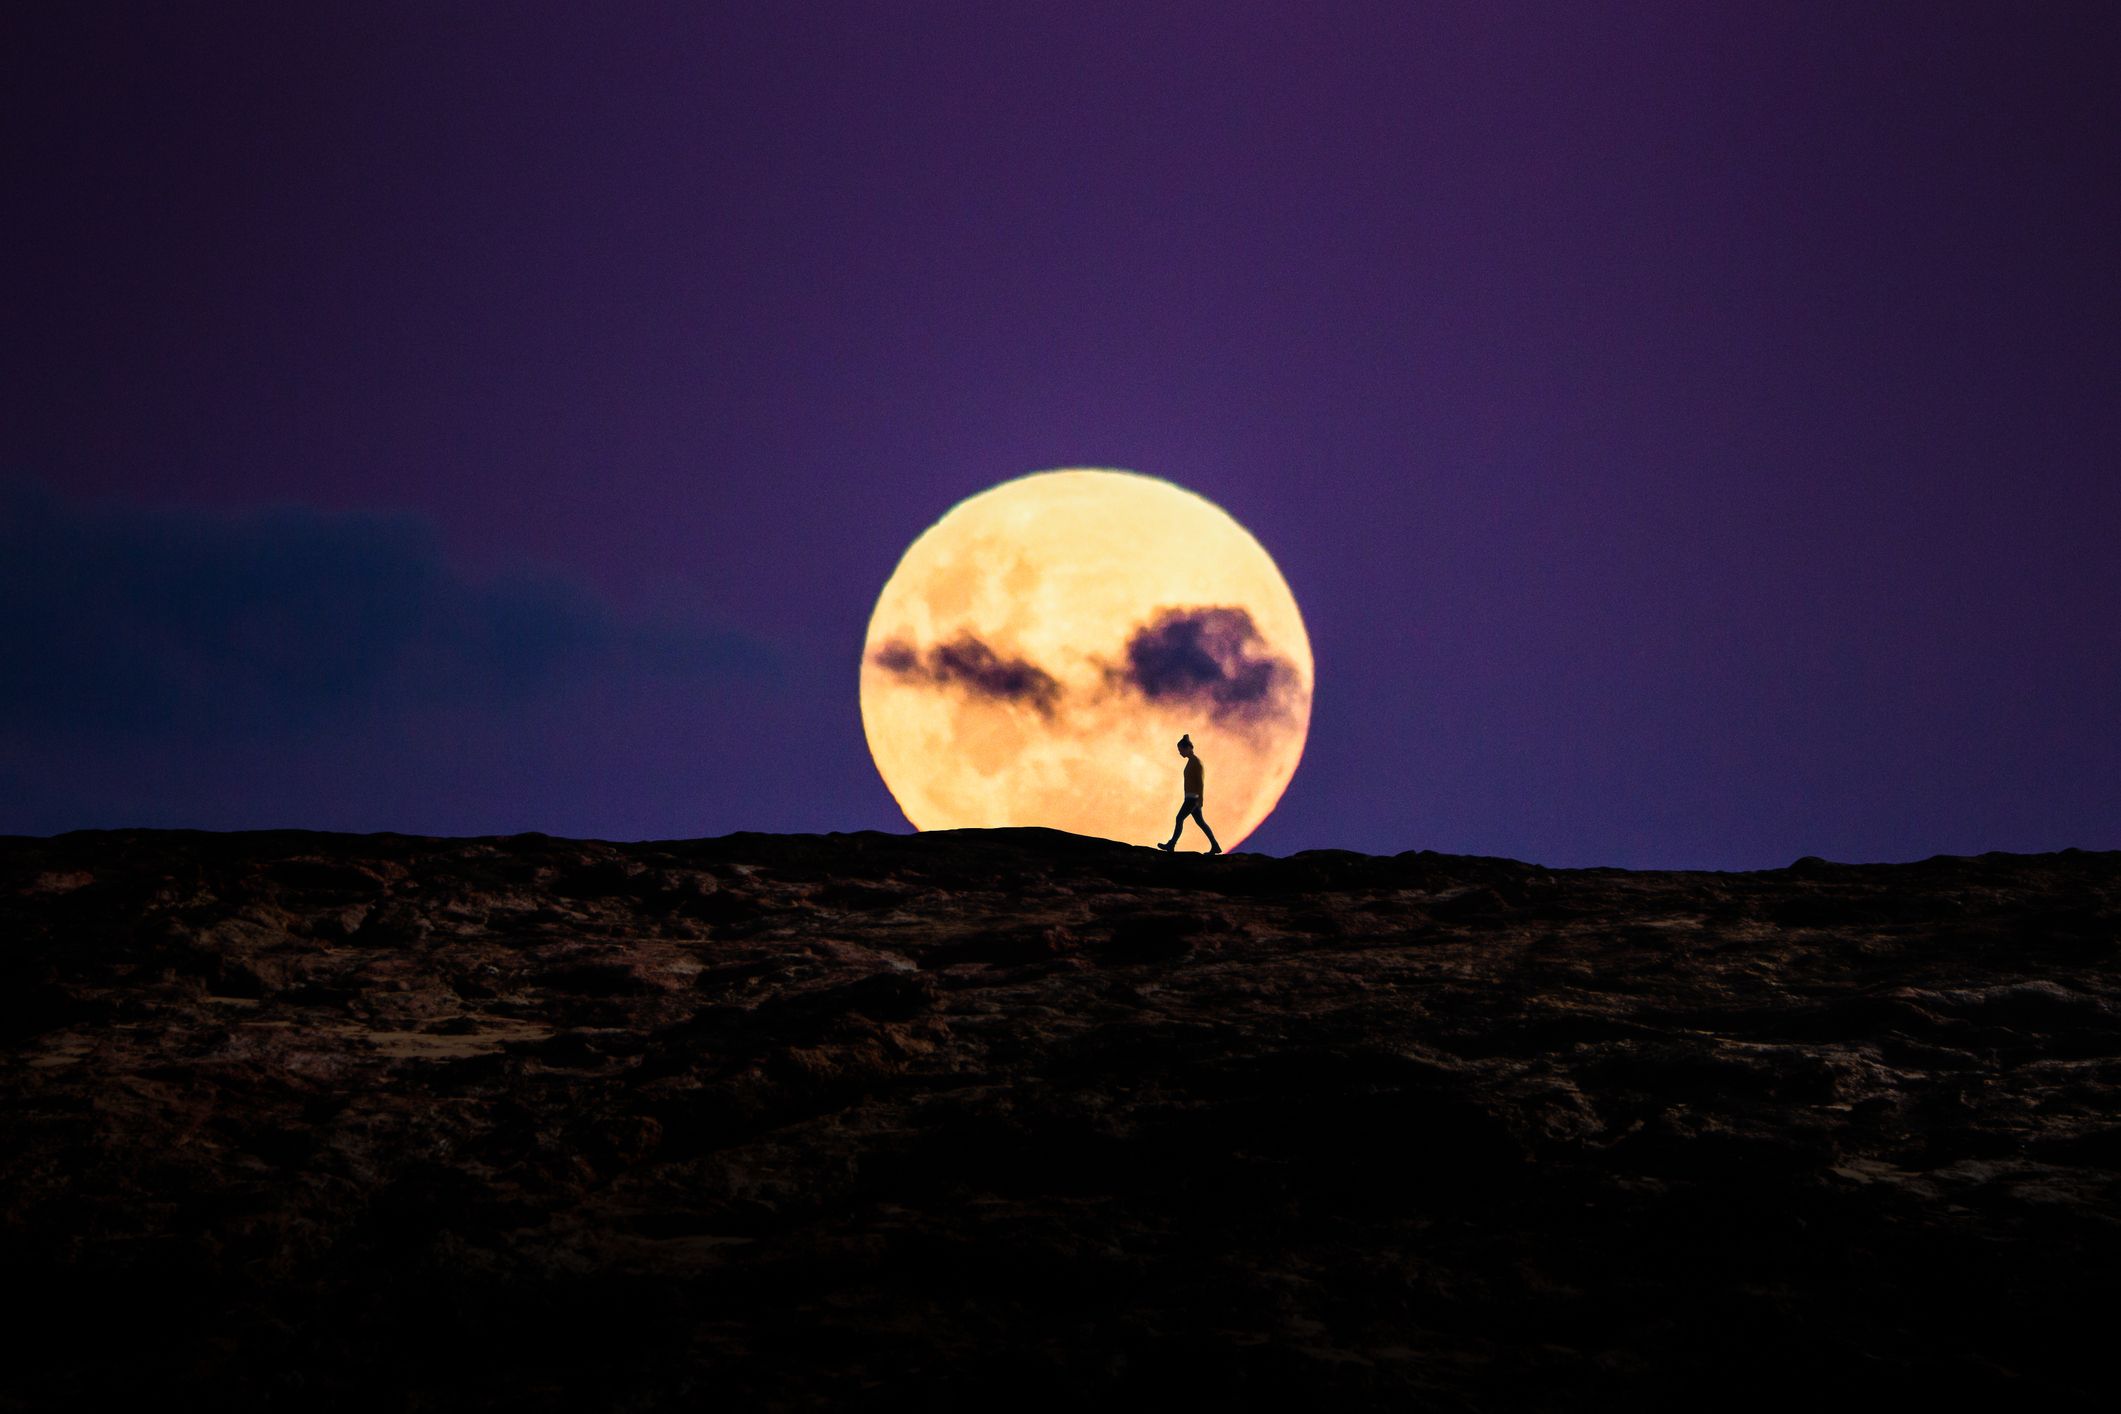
4,828 -> 2118,1407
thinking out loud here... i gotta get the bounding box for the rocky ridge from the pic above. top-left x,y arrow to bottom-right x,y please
3,828 -> 2119,1407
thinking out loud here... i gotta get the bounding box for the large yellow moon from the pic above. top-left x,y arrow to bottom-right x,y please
860,468 -> 1313,850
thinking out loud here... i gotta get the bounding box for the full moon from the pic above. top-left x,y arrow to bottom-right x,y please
860,468 -> 1313,850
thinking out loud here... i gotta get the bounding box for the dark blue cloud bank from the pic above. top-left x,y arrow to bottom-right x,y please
1,485 -> 775,834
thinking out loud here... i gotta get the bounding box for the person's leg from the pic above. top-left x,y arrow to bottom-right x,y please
1165,802 -> 1190,849
1183,800 -> 1219,853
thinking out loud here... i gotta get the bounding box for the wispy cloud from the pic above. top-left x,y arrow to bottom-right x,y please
0,483 -> 772,737
869,634 -> 1060,715
1112,606 -> 1300,727
868,606 -> 1301,731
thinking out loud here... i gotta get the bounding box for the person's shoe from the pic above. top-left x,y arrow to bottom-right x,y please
1155,842 -> 1174,851
1208,845 -> 1222,855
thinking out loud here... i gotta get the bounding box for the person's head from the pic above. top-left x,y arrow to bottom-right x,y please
1176,734 -> 1193,757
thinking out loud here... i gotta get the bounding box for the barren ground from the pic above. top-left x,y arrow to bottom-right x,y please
4,829 -> 2118,1408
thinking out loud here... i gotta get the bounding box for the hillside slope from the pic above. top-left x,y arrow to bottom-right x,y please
4,829 -> 2118,1407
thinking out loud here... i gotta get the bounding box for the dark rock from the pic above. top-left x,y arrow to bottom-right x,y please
2,828 -> 2118,1408
918,924 -> 1076,967
537,960 -> 661,996
1099,910 -> 1212,962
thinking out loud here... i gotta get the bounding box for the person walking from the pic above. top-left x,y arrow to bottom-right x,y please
1156,734 -> 1221,854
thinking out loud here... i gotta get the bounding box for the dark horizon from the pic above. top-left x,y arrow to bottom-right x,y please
9,819 -> 2117,879
6,3 -> 2117,870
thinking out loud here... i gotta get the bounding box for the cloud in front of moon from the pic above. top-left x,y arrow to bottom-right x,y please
860,469 -> 1313,850
1112,606 -> 1302,730
871,605 -> 1298,730
870,635 -> 1062,716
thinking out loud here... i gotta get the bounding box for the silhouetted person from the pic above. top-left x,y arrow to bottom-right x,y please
1157,733 -> 1221,854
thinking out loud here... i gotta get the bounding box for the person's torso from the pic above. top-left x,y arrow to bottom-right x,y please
1184,755 -> 1204,794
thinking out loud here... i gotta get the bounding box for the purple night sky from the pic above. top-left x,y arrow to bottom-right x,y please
5,2 -> 2117,868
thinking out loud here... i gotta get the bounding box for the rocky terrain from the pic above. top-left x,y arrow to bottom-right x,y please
3,828 -> 2118,1409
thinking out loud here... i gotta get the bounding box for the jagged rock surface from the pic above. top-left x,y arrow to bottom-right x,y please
3,829 -> 2118,1408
